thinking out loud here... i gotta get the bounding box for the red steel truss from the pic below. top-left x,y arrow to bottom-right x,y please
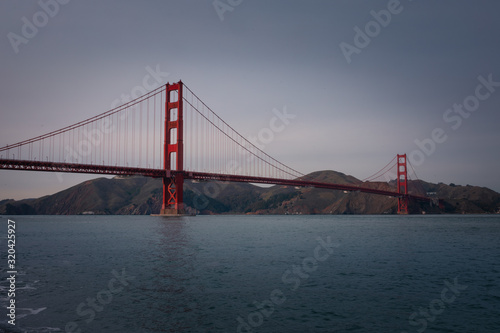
0,159 -> 432,206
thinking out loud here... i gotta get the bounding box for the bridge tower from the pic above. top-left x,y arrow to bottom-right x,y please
160,81 -> 185,215
397,154 -> 409,214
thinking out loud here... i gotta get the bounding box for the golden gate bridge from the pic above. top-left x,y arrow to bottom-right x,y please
0,81 -> 437,215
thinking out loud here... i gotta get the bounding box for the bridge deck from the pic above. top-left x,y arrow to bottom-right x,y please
0,159 -> 431,202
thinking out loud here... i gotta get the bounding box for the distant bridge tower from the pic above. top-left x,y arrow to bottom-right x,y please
397,154 -> 409,214
160,81 -> 185,215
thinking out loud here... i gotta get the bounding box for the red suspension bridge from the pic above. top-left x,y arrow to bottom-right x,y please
0,81 -> 436,214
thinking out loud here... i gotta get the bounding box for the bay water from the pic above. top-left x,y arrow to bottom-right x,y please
1,215 -> 499,332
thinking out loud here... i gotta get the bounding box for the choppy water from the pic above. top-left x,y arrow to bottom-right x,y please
0,214 -> 499,333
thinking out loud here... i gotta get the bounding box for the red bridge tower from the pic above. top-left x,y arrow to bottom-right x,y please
397,154 -> 409,214
160,81 -> 185,215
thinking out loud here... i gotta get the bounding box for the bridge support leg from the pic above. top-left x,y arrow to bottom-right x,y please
160,173 -> 184,215
397,154 -> 409,214
398,196 -> 409,215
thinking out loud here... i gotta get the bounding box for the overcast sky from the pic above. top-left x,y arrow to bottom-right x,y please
1,0 -> 499,200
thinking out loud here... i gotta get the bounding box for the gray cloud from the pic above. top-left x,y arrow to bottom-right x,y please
1,0 -> 499,199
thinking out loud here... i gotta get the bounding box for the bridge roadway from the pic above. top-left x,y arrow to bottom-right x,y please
0,159 -> 432,203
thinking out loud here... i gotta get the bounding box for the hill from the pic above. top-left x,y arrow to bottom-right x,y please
1,171 -> 499,215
